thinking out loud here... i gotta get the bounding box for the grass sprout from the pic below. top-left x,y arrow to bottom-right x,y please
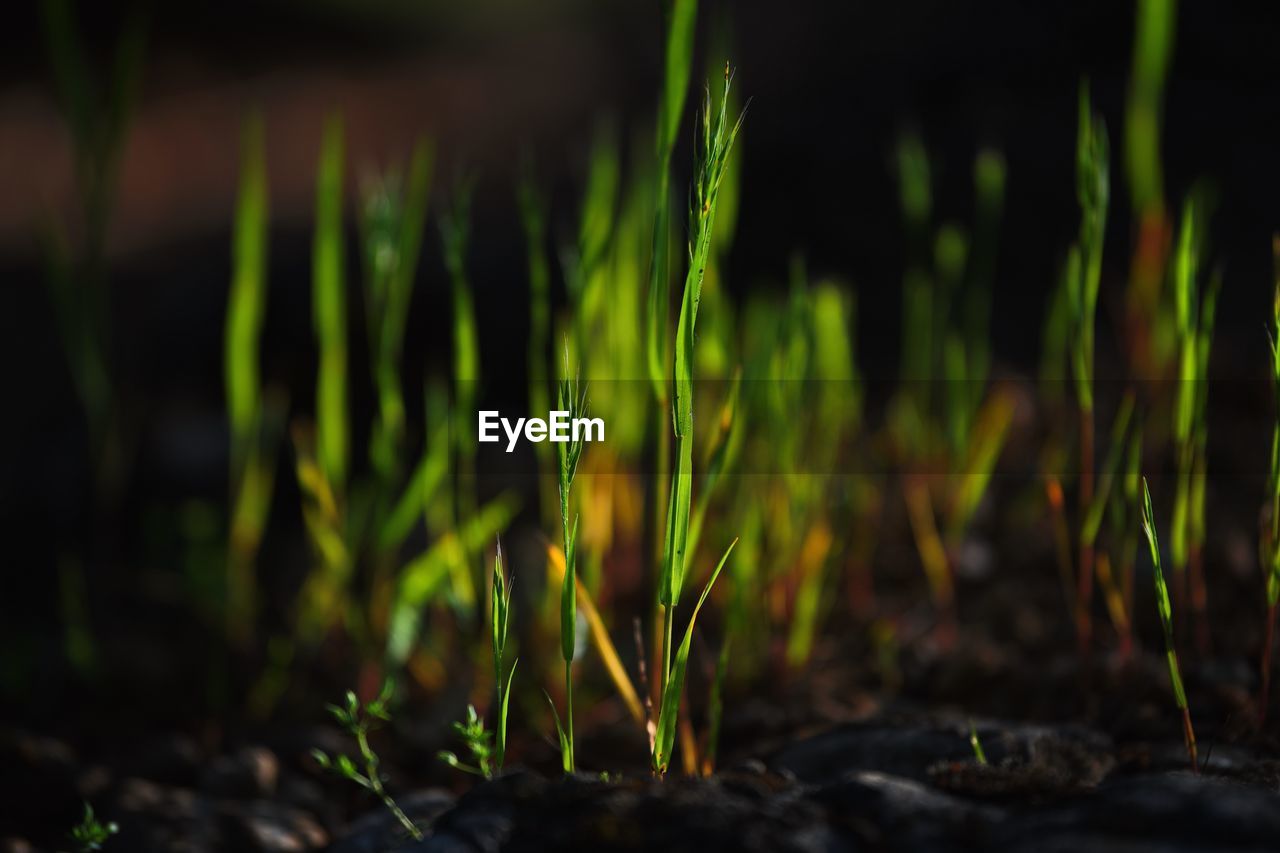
1140,478 -> 1199,773
224,113 -> 284,647
968,722 -> 988,766
491,541 -> 517,771
660,65 -> 745,685
554,350 -> 589,772
1169,190 -> 1220,654
1068,82 -> 1110,654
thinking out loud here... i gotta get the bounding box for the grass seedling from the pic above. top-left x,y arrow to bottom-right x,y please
1169,192 -> 1220,654
968,722 -> 988,766
659,65 -> 744,700
360,139 -> 434,480
40,0 -> 144,492
1124,0 -> 1177,373
224,113 -> 285,648
517,164 -> 559,528
645,0 -> 699,704
441,180 -> 482,558
313,115 -> 350,494
1140,478 -> 1198,773
314,681 -> 423,841
70,802 -> 118,852
1068,83 -> 1110,655
491,541 -> 517,771
645,0 -> 699,409
552,353 -> 588,773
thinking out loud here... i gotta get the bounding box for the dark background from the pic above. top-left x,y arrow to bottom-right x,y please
1,0 -> 1278,717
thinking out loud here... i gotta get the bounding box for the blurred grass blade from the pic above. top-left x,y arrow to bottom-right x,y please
313,115 -> 348,490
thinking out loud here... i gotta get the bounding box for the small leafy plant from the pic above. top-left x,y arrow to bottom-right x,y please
438,704 -> 496,780
70,802 -> 118,852
313,681 -> 423,841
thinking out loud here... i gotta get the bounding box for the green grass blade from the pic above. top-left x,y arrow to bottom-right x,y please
1141,479 -> 1188,710
654,537 -> 736,775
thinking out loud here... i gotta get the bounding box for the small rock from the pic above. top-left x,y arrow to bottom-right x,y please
993,773 -> 1280,851
203,746 -> 279,799
219,800 -> 327,852
810,770 -> 1003,847
120,734 -> 203,786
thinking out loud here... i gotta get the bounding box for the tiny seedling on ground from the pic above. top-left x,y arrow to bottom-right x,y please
313,680 -> 423,841
438,704 -> 497,780
1140,478 -> 1198,773
491,540 -> 517,771
70,802 -> 118,852
968,722 -> 988,766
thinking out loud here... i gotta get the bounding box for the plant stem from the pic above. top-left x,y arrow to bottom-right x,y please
564,660 -> 575,772
357,728 -> 422,841
1262,601 -> 1276,727
1077,407 -> 1095,655
663,603 -> 675,692
1181,705 -> 1199,774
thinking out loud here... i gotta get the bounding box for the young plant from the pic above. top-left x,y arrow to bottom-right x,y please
40,0 -> 144,488
70,802 -> 118,852
645,0 -> 699,413
312,115 -> 350,495
491,541 -> 517,771
517,165 -> 558,527
1140,478 -> 1198,773
224,113 -> 285,648
359,139 -> 434,480
441,180 -> 482,562
968,722 -> 988,766
437,704 -> 497,779
313,681 -> 423,841
659,65 -> 745,694
1169,192 -> 1220,654
1068,83 -> 1110,654
645,0 -> 700,704
552,354 -> 588,773
1123,0 -> 1177,373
